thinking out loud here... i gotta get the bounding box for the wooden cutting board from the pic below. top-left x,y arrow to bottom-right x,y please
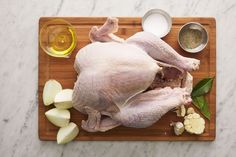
38,17 -> 216,141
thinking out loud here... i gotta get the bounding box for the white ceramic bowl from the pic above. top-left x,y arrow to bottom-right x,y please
142,9 -> 172,38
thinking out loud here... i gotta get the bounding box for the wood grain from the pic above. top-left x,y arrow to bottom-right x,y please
38,17 -> 216,141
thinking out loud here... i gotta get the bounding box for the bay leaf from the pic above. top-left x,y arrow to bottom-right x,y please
192,96 -> 205,109
192,96 -> 210,120
191,77 -> 214,98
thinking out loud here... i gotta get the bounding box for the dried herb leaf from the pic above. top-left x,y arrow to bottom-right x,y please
192,96 -> 210,120
191,77 -> 214,97
201,100 -> 210,120
192,96 -> 204,109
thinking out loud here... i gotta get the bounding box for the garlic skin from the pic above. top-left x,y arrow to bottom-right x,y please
187,107 -> 195,114
170,122 -> 185,136
175,105 -> 186,117
184,113 -> 205,135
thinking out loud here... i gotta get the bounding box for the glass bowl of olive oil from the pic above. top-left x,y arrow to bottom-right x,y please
40,19 -> 77,58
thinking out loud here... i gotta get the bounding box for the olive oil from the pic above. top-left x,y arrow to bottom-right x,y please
48,27 -> 76,56
40,19 -> 77,58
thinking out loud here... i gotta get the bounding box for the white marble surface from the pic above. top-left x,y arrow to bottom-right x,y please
0,0 -> 236,156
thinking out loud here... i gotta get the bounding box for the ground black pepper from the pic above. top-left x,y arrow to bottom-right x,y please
179,29 -> 203,49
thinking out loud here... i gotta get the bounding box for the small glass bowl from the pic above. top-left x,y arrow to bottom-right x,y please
39,19 -> 77,58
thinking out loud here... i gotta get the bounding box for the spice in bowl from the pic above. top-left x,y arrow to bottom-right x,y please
179,28 -> 203,49
178,22 -> 208,53
142,9 -> 172,38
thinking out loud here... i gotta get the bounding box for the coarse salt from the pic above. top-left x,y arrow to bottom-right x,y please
143,13 -> 170,38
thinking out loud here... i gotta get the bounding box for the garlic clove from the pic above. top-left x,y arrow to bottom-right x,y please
187,107 -> 195,114
174,105 -> 186,117
170,122 -> 185,136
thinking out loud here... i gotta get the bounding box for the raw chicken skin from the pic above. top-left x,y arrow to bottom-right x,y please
73,42 -> 161,114
72,17 -> 200,132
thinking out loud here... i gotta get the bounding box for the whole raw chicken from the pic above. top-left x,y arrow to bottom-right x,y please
72,17 -> 200,132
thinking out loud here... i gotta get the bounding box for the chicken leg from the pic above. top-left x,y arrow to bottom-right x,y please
113,87 -> 191,128
126,32 -> 200,71
89,17 -> 124,43
81,106 -> 121,132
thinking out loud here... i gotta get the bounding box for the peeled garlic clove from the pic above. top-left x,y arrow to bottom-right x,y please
54,89 -> 73,109
43,80 -> 62,106
45,108 -> 70,127
57,122 -> 79,144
